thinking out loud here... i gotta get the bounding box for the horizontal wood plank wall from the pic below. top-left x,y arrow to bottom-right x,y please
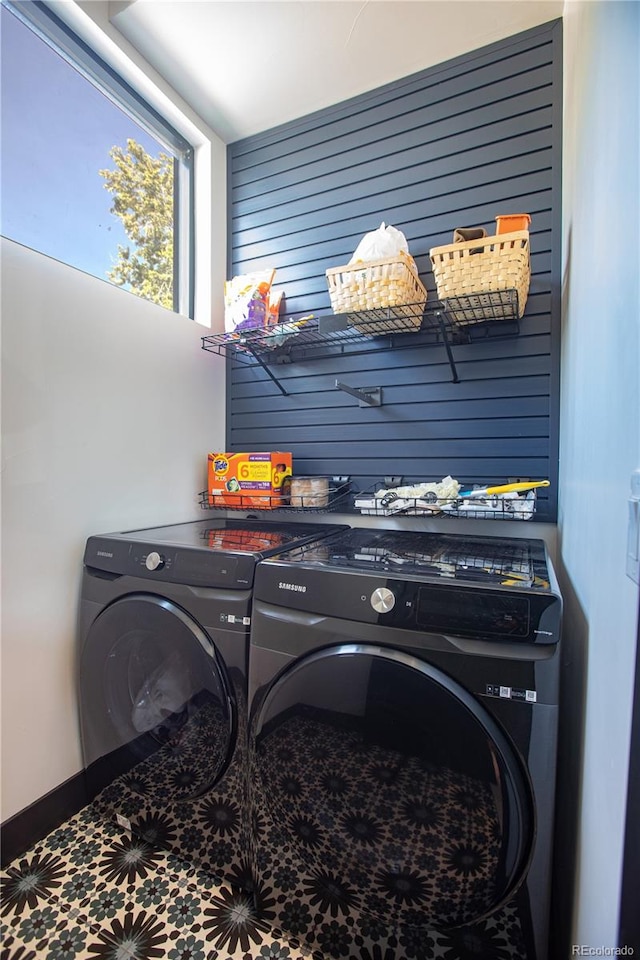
225,20 -> 562,522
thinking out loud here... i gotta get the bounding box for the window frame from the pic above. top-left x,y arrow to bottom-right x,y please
2,0 -> 195,319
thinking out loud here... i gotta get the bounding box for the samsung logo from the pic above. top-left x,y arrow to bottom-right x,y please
97,550 -> 114,558
278,581 -> 307,593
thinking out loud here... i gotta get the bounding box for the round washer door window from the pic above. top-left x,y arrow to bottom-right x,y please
252,644 -> 533,930
80,594 -> 235,801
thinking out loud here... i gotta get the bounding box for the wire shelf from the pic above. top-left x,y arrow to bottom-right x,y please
199,478 -> 352,513
354,482 -> 537,521
201,290 -> 520,364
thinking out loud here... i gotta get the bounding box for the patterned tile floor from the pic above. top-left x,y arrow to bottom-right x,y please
1,702 -> 535,960
1,804 -> 313,960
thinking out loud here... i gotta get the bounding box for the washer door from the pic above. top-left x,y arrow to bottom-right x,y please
80,594 -> 235,800
252,643 -> 533,930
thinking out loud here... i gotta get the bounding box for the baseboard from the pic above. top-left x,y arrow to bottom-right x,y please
1,771 -> 89,868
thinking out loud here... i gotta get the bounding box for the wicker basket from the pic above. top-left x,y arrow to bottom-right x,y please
326,254 -> 427,335
429,230 -> 530,323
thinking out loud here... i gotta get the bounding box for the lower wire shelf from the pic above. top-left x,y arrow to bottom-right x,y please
198,483 -> 538,521
354,488 -> 537,521
199,478 -> 353,513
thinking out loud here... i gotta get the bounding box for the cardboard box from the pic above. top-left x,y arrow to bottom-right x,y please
207,452 -> 292,509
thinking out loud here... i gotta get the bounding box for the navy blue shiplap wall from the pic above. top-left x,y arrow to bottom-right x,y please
226,20 -> 562,522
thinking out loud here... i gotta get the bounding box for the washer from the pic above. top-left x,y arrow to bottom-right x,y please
78,517 -> 347,885
248,527 -> 562,959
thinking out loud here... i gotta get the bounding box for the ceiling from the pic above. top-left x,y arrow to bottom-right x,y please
106,0 -> 563,144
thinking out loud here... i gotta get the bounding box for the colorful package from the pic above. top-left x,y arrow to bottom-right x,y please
266,289 -> 284,326
224,269 -> 275,333
207,451 -> 292,509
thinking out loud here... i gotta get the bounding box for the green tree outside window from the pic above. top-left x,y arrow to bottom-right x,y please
100,138 -> 174,310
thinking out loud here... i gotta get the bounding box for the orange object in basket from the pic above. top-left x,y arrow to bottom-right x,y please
495,213 -> 531,234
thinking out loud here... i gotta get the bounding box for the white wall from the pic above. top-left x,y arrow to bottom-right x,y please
0,242 -> 227,822
559,0 -> 640,947
0,0 -> 230,822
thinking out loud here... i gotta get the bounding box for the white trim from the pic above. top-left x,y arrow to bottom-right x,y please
43,0 -> 216,328
45,1 -> 205,147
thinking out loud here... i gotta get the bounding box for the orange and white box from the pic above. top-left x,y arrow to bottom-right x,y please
207,452 -> 292,509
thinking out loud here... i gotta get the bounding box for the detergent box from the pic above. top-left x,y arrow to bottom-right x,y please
207,452 -> 292,509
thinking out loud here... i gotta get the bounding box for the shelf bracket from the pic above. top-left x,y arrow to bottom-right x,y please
244,346 -> 289,396
335,380 -> 382,406
434,310 -> 460,383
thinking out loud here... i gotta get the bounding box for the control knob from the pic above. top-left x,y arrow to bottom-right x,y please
370,586 -> 395,613
145,551 -> 164,571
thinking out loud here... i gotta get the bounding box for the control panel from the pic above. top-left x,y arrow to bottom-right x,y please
255,563 -> 561,646
83,537 -> 251,588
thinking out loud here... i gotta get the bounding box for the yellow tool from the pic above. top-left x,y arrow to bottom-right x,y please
462,480 -> 550,497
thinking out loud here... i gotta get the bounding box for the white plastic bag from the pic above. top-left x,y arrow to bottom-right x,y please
349,222 -> 409,264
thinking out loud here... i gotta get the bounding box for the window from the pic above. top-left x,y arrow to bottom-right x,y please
0,0 -> 194,316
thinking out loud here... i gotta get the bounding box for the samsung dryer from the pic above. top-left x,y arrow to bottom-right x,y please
248,527 -> 562,960
78,517 -> 347,886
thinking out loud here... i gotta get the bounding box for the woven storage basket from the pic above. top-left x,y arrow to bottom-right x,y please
326,254 -> 427,335
429,230 -> 530,323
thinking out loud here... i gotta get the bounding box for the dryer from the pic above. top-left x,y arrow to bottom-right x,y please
248,527 -> 562,960
78,517 -> 346,886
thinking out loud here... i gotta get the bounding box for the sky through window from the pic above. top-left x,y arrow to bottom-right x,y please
1,3 -> 175,298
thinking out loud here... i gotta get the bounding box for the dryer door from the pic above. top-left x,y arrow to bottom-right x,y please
80,594 -> 235,802
252,643 -> 533,931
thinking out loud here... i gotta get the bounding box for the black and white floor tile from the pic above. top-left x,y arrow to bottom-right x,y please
249,711 -> 529,960
2,697 -> 530,958
1,804 -> 311,960
1,776 -> 529,960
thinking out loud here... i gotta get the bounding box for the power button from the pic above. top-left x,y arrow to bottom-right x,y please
370,587 -> 395,613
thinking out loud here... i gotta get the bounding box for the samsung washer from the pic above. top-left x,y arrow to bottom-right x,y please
248,527 -> 562,959
77,517 -> 347,886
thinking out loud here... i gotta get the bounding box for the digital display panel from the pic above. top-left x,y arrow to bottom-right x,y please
417,587 -> 530,639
